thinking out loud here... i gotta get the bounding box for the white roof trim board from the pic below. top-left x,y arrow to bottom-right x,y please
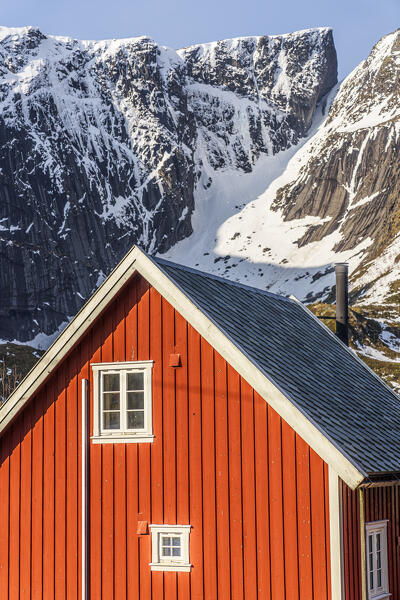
0,246 -> 369,488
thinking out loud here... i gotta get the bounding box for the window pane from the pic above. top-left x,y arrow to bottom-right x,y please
127,411 -> 144,430
103,392 -> 120,410
172,547 -> 181,556
103,411 -> 120,430
162,537 -> 171,546
127,372 -> 144,390
377,549 -> 382,569
127,391 -> 144,410
377,568 -> 382,587
162,547 -> 171,556
103,373 -> 120,391
172,538 -> 181,547
377,533 -> 381,551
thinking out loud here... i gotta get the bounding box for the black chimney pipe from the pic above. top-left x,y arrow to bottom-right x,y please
335,263 -> 349,345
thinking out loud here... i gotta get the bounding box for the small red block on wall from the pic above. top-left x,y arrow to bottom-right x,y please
169,353 -> 181,367
137,521 -> 148,535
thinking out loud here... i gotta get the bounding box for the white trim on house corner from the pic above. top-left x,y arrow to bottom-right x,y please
0,246 -> 365,488
329,467 -> 344,600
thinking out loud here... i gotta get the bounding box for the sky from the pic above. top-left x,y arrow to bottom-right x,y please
2,0 -> 400,77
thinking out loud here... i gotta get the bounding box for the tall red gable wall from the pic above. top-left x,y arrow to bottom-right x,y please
0,273 -> 332,599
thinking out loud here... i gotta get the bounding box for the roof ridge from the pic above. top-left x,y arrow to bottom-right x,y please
154,256 -> 294,303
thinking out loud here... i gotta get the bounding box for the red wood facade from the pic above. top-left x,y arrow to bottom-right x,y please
341,480 -> 400,600
0,272 -> 334,599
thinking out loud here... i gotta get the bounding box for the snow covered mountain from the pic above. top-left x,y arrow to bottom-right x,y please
0,25 -> 336,343
165,28 -> 400,309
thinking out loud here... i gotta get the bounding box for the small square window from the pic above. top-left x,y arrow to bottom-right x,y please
91,361 -> 154,443
150,525 -> 191,572
365,520 -> 389,599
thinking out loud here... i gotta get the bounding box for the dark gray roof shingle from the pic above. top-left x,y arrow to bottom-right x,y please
155,257 -> 400,477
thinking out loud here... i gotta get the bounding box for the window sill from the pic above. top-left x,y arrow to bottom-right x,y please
91,434 -> 154,444
150,563 -> 192,572
369,593 -> 391,600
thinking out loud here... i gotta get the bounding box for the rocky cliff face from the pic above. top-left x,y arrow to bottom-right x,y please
0,25 -> 336,343
164,28 -> 400,310
271,28 -> 400,306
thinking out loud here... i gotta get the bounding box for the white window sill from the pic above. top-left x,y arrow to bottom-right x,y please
150,563 -> 192,572
369,593 -> 391,600
91,434 -> 154,444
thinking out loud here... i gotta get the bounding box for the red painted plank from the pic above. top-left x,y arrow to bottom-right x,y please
136,278 -> 152,600
90,325 -> 103,600
241,380 -> 257,598
54,372 -> 66,600
114,444 -> 127,600
163,299 -> 178,600
31,394 -> 44,599
174,312 -> 190,600
187,325 -> 204,600
102,443 -> 114,600
227,365 -> 244,600
0,417 -> 10,598
214,353 -> 231,600
324,463 -> 332,600
296,434 -> 313,600
310,449 -> 328,599
347,487 -> 355,599
101,304 -> 116,600
66,357 -> 78,599
19,407 -> 32,600
282,420 -> 299,599
126,443 -> 140,600
268,406 -> 285,600
149,286 -> 164,600
254,392 -> 271,599
201,339 -> 217,600
112,290 -> 128,599
9,423 -> 20,600
163,299 -> 177,525
43,382 -> 55,600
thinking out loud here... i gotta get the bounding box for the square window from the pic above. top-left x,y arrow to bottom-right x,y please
365,520 -> 389,599
91,361 -> 154,443
150,525 -> 191,572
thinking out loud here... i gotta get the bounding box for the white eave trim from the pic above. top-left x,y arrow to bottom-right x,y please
0,246 -> 365,489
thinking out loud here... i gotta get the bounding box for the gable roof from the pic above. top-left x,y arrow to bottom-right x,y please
1,246 -> 399,488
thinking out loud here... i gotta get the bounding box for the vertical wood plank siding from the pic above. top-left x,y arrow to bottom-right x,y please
341,480 -> 400,600
0,274 -> 332,599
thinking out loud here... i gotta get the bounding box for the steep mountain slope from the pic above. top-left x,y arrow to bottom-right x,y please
166,28 -> 400,309
0,25 -> 336,343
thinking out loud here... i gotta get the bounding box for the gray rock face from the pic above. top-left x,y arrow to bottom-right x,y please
271,29 -> 400,303
0,26 -> 337,342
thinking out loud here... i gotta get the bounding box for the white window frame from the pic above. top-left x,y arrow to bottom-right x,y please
91,361 -> 154,443
365,520 -> 390,600
149,525 -> 191,572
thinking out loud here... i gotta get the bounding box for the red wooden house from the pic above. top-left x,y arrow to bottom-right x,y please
1,245 -> 400,600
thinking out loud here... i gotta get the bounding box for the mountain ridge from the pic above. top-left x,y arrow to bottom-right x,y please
0,24 -> 336,342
